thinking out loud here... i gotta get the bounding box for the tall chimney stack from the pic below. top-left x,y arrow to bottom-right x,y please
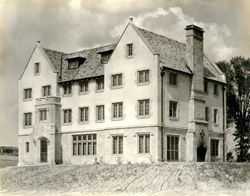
185,25 -> 204,92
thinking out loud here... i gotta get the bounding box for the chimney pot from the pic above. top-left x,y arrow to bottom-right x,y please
129,17 -> 134,23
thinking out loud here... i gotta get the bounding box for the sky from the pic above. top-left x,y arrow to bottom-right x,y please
0,0 -> 249,147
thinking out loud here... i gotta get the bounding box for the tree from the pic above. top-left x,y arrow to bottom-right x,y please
216,56 -> 250,162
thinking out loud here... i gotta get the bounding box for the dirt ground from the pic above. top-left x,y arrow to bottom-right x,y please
0,162 -> 249,195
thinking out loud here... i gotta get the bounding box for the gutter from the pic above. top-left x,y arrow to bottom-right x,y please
222,85 -> 226,161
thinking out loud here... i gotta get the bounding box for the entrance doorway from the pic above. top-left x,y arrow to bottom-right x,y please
40,139 -> 48,162
197,144 -> 207,162
166,135 -> 179,161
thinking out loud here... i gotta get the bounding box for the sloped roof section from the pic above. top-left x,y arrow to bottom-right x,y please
59,44 -> 116,82
43,48 -> 65,72
137,27 -> 224,83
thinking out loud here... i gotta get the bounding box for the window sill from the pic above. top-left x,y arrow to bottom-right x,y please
214,123 -> 219,127
79,91 -> 89,95
96,120 -> 105,123
96,89 -> 104,93
79,121 -> 89,125
137,82 -> 150,86
127,55 -> 134,59
72,155 -> 97,157
34,73 -> 40,76
62,94 -> 72,97
112,117 -> 124,121
111,86 -> 123,90
112,153 -> 123,156
62,123 -> 72,126
137,153 -> 150,155
169,117 -> 178,121
137,115 -> 150,119
23,98 -> 33,102
23,125 -> 32,129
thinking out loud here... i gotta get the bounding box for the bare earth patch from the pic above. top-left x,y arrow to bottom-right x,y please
0,162 -> 249,195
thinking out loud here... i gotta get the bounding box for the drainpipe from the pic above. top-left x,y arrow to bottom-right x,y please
222,85 -> 226,161
161,69 -> 165,162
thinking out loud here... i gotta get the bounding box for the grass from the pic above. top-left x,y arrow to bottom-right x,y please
0,155 -> 18,168
0,162 -> 249,195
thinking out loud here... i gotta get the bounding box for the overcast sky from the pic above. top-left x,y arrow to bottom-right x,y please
0,0 -> 249,147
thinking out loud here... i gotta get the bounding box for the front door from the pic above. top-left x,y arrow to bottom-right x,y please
40,139 -> 48,162
166,135 -> 179,161
197,144 -> 207,162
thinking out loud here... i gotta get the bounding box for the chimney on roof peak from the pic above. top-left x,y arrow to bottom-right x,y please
36,40 -> 40,45
129,17 -> 134,23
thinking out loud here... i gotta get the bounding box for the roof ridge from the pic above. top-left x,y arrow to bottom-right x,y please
66,43 -> 117,55
137,27 -> 186,46
42,47 -> 66,54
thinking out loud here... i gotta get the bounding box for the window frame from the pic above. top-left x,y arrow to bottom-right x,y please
79,107 -> 89,124
39,109 -> 47,122
34,62 -> 40,75
210,139 -> 219,157
96,77 -> 104,92
79,80 -> 89,94
63,109 -> 72,125
169,101 -> 178,119
137,99 -> 150,118
112,135 -> 123,155
96,105 -> 105,122
166,135 -> 179,161
169,72 -> 177,86
42,85 -> 51,97
62,83 -> 72,96
111,73 -> 123,89
112,102 -> 123,120
23,112 -> 32,128
137,69 -> 150,85
213,108 -> 218,125
26,142 -> 29,153
138,134 -> 150,154
127,43 -> 133,57
72,134 -> 97,156
23,88 -> 32,100
68,59 -> 80,70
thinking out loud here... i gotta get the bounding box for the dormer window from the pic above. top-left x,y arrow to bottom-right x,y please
101,53 -> 110,64
66,57 -> 86,70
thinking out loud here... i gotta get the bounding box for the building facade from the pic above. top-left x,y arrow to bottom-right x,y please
18,19 -> 226,165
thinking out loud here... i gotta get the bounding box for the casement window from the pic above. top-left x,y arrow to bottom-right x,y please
112,136 -> 123,154
39,109 -> 47,121
26,142 -> 29,153
214,84 -> 218,95
111,74 -> 122,88
214,109 -> 218,124
79,80 -> 88,93
24,113 -> 32,127
24,88 -> 32,100
210,139 -> 219,157
138,134 -> 150,154
138,99 -> 150,117
101,53 -> 110,64
138,70 -> 149,84
205,107 -> 209,121
42,85 -> 51,97
72,134 -> 97,156
169,72 -> 177,86
127,43 -> 133,57
79,107 -> 89,123
68,59 -> 79,70
63,109 -> 72,124
167,135 -> 179,161
96,77 -> 104,91
96,105 -> 104,121
204,80 -> 208,93
169,101 -> 178,118
63,83 -> 72,95
112,102 -> 123,119
34,62 -> 40,75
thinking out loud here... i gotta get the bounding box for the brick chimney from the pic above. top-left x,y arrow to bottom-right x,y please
185,25 -> 204,92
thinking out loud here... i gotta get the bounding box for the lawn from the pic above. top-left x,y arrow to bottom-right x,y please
0,162 -> 249,195
0,155 -> 18,168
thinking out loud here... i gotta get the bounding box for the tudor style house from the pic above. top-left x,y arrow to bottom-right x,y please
18,19 -> 226,165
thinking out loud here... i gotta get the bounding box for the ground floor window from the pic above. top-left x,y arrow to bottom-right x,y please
112,136 -> 123,154
26,142 -> 29,153
72,134 -> 96,156
210,139 -> 219,157
167,135 -> 179,161
138,134 -> 150,154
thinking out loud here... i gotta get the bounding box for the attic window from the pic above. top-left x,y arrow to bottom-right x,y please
101,53 -> 110,64
67,57 -> 86,70
127,43 -> 133,57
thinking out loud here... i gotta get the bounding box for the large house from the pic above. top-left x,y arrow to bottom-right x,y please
18,19 -> 226,165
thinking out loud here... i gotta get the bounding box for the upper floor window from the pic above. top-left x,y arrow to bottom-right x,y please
112,136 -> 123,154
204,80 -> 208,93
79,80 -> 88,94
138,134 -> 150,154
214,84 -> 218,96
101,53 -> 110,64
205,107 -> 209,121
24,88 -> 32,100
127,43 -> 133,57
111,74 -> 122,88
39,109 -> 47,121
214,108 -> 218,124
26,142 -> 29,153
34,62 -> 40,75
210,139 -> 219,157
63,109 -> 72,124
112,102 -> 123,119
138,99 -> 150,117
169,72 -> 177,86
68,59 -> 79,70
72,134 -> 96,156
96,105 -> 104,121
63,83 -> 72,95
169,101 -> 178,118
42,85 -> 51,97
24,112 -> 32,127
138,70 -> 149,84
79,107 -> 89,123
96,77 -> 104,91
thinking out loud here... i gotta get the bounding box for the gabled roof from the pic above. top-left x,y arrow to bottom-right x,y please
136,27 -> 224,83
40,23 -> 224,83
